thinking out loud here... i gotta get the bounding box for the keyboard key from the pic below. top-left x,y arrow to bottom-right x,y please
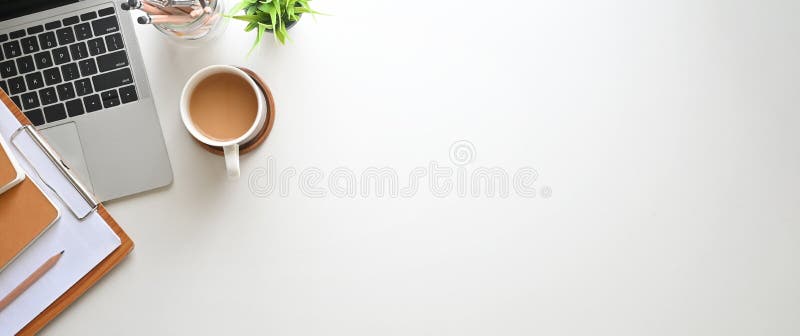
91,16 -> 120,36
21,92 -> 40,109
63,16 -> 79,26
27,25 -> 44,35
25,72 -> 44,90
0,80 -> 6,94
3,41 -> 21,58
34,51 -> 53,69
104,33 -> 124,51
16,56 -> 35,74
10,96 -> 21,108
20,36 -> 39,54
43,103 -> 67,122
87,37 -> 106,56
52,46 -> 70,65
57,82 -> 76,100
43,67 -> 62,85
57,27 -> 75,45
83,94 -> 102,112
0,60 -> 16,78
97,50 -> 128,72
69,42 -> 88,60
81,12 -> 98,21
39,87 -> 58,105
0,34 -> 7,43
9,30 -> 25,39
65,98 -> 84,116
101,89 -> 120,108
8,77 -> 25,95
38,32 -> 58,50
61,62 -> 79,81
74,78 -> 93,96
119,85 -> 137,104
74,23 -> 93,40
98,7 -> 116,17
78,58 -> 97,76
45,20 -> 62,30
92,67 -> 132,92
24,109 -> 45,126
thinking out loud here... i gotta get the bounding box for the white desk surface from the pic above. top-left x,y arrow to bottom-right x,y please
41,0 -> 800,335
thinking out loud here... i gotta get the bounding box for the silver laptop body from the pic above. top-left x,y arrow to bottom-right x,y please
0,0 -> 172,201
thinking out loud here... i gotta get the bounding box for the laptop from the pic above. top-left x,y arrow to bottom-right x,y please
0,0 -> 172,201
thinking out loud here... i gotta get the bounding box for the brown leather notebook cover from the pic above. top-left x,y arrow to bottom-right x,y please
0,137 -> 23,193
0,178 -> 59,271
1,90 -> 135,336
0,142 -> 17,188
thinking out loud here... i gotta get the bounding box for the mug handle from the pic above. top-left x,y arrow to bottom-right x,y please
223,144 -> 240,179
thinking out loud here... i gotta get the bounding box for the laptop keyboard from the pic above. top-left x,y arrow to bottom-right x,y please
0,6 -> 138,126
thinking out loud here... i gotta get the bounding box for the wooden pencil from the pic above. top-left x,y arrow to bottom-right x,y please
142,2 -> 170,15
138,14 -> 196,25
0,251 -> 64,312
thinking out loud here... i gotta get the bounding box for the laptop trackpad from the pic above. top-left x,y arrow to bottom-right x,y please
39,122 -> 94,193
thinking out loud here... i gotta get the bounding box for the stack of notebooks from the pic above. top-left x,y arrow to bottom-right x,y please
0,92 -> 133,335
0,136 -> 60,273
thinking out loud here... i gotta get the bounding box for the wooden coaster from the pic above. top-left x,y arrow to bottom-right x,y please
193,66 -> 276,156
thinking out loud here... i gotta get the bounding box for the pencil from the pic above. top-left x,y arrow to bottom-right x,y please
0,251 -> 64,312
137,14 -> 196,25
142,2 -> 170,15
144,1 -> 189,16
121,0 -> 169,15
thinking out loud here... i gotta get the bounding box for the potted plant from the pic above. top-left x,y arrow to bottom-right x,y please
228,0 -> 321,52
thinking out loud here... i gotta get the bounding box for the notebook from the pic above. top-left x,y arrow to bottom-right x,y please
0,178 -> 59,272
0,136 -> 24,194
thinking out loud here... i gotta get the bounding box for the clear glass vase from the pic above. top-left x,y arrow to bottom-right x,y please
153,0 -> 227,45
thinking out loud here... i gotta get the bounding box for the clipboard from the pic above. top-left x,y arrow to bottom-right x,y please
0,90 -> 134,336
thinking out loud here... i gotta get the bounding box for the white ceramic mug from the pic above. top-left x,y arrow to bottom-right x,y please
180,65 -> 267,179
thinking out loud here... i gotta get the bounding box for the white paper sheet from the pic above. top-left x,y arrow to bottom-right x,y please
0,104 -> 121,335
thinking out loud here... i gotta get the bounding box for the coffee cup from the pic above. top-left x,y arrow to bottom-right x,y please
180,65 -> 267,179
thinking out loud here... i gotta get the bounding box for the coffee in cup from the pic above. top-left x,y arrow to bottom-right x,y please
189,72 -> 259,142
180,65 -> 268,179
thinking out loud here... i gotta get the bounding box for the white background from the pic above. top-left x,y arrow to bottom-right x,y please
43,0 -> 800,335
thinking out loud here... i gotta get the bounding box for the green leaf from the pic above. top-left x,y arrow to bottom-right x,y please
257,2 -> 274,14
248,23 -> 267,56
228,3 -> 245,15
286,4 -> 295,19
231,14 -> 261,21
294,7 -> 322,14
269,7 -> 277,26
274,0 -> 282,21
275,19 -> 289,44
